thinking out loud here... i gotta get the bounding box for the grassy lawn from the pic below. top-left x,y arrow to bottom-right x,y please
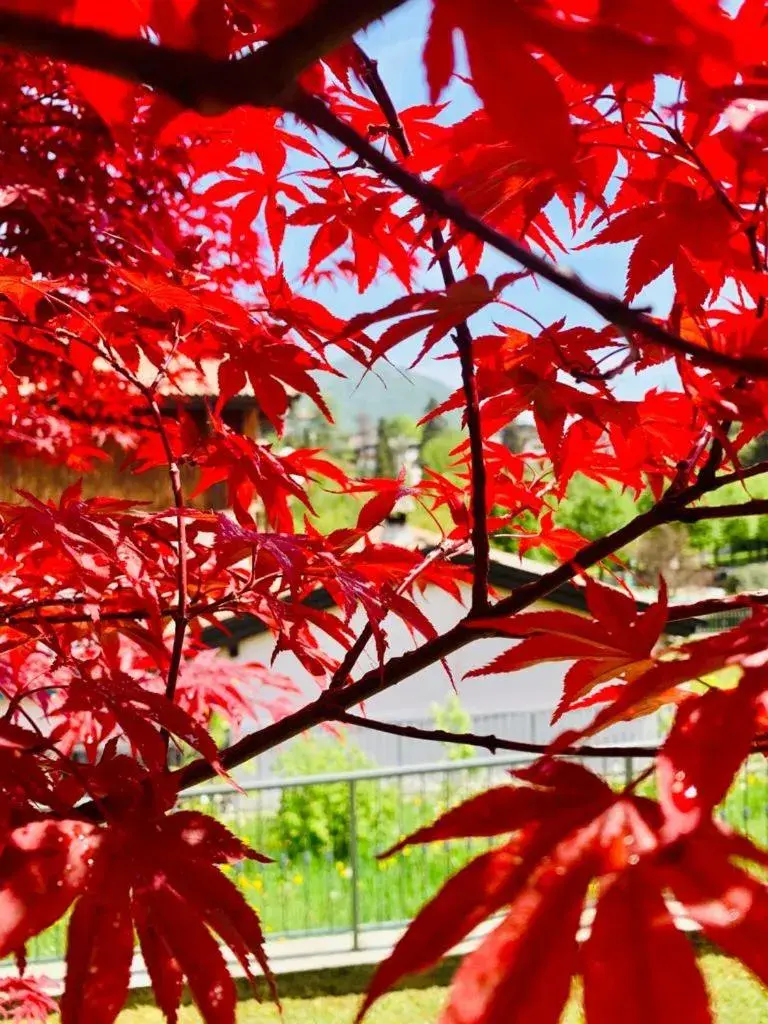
49,952 -> 764,1022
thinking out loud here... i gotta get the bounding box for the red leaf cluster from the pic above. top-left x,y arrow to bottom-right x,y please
0,0 -> 765,1020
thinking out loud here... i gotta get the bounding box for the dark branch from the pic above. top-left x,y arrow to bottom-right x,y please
665,591 -> 768,621
711,460 -> 768,490
674,499 -> 768,522
143,391 -> 189,737
0,0 -> 407,112
335,711 -> 660,759
7,9 -> 768,380
0,597 -> 224,628
328,542 -> 458,691
172,474 -> 724,792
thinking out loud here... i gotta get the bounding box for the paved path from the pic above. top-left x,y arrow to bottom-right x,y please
0,921 -> 498,996
0,902 -> 696,997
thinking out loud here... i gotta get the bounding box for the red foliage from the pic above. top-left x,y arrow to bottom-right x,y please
0,1 -> 763,1021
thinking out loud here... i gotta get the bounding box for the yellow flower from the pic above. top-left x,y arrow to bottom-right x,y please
292,873 -> 304,886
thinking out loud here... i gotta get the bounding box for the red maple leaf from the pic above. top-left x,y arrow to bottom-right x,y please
468,577 -> 668,723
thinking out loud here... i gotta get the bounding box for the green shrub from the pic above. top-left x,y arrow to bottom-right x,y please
430,695 -> 475,761
272,734 -> 397,860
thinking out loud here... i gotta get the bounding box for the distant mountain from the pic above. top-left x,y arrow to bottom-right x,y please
316,357 -> 459,432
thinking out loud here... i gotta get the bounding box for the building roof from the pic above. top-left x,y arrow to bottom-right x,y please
202,540 -> 701,650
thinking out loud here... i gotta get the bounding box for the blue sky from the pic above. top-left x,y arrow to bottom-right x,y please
285,0 -> 680,401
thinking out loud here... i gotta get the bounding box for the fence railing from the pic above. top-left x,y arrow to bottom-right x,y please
712,541 -> 768,566
184,753 -> 547,952
19,749 -> 768,964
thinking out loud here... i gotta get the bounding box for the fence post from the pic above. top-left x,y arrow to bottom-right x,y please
624,756 -> 634,786
349,777 -> 361,951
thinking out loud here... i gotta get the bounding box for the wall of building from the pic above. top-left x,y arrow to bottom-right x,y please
229,580 -> 660,776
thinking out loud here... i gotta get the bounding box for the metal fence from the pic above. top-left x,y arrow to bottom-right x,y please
185,753 -> 541,949
21,748 -> 768,964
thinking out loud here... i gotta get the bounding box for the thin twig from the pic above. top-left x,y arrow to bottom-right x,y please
334,710 -> 661,759
665,591 -> 768,621
665,124 -> 745,224
711,459 -> 768,490
327,541 -> 462,691
341,715 -> 768,762
674,499 -> 768,522
354,44 -> 490,612
33,308 -> 193,752
0,597 -> 229,628
142,391 -> 189,718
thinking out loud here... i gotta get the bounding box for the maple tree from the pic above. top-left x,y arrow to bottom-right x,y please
0,0 -> 767,1021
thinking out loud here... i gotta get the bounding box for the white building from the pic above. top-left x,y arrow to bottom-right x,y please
202,544 -> 683,778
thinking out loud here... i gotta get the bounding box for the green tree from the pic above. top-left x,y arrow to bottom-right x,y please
690,478 -> 768,556
272,735 -> 397,860
284,395 -> 340,454
421,429 -> 465,476
387,414 -> 421,444
431,696 -> 475,761
419,396 -> 447,454
501,422 -> 527,453
375,417 -> 397,478
741,431 -> 768,467
555,475 -> 637,541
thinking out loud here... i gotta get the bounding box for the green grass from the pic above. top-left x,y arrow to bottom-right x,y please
43,952 -> 768,1022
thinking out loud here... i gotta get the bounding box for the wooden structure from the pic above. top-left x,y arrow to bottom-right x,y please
0,358 -> 280,508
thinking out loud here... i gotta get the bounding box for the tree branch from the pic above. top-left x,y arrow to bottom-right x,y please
171,475 -> 722,792
328,541 -> 461,691
334,710 -> 661,759
0,597 -> 229,628
674,499 -> 768,522
0,1 -> 407,112
39,306 -> 192,741
143,391 -> 189,716
8,10 -> 768,380
665,124 -> 745,225
665,592 -> 768,621
293,93 -> 768,380
706,460 -> 768,490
